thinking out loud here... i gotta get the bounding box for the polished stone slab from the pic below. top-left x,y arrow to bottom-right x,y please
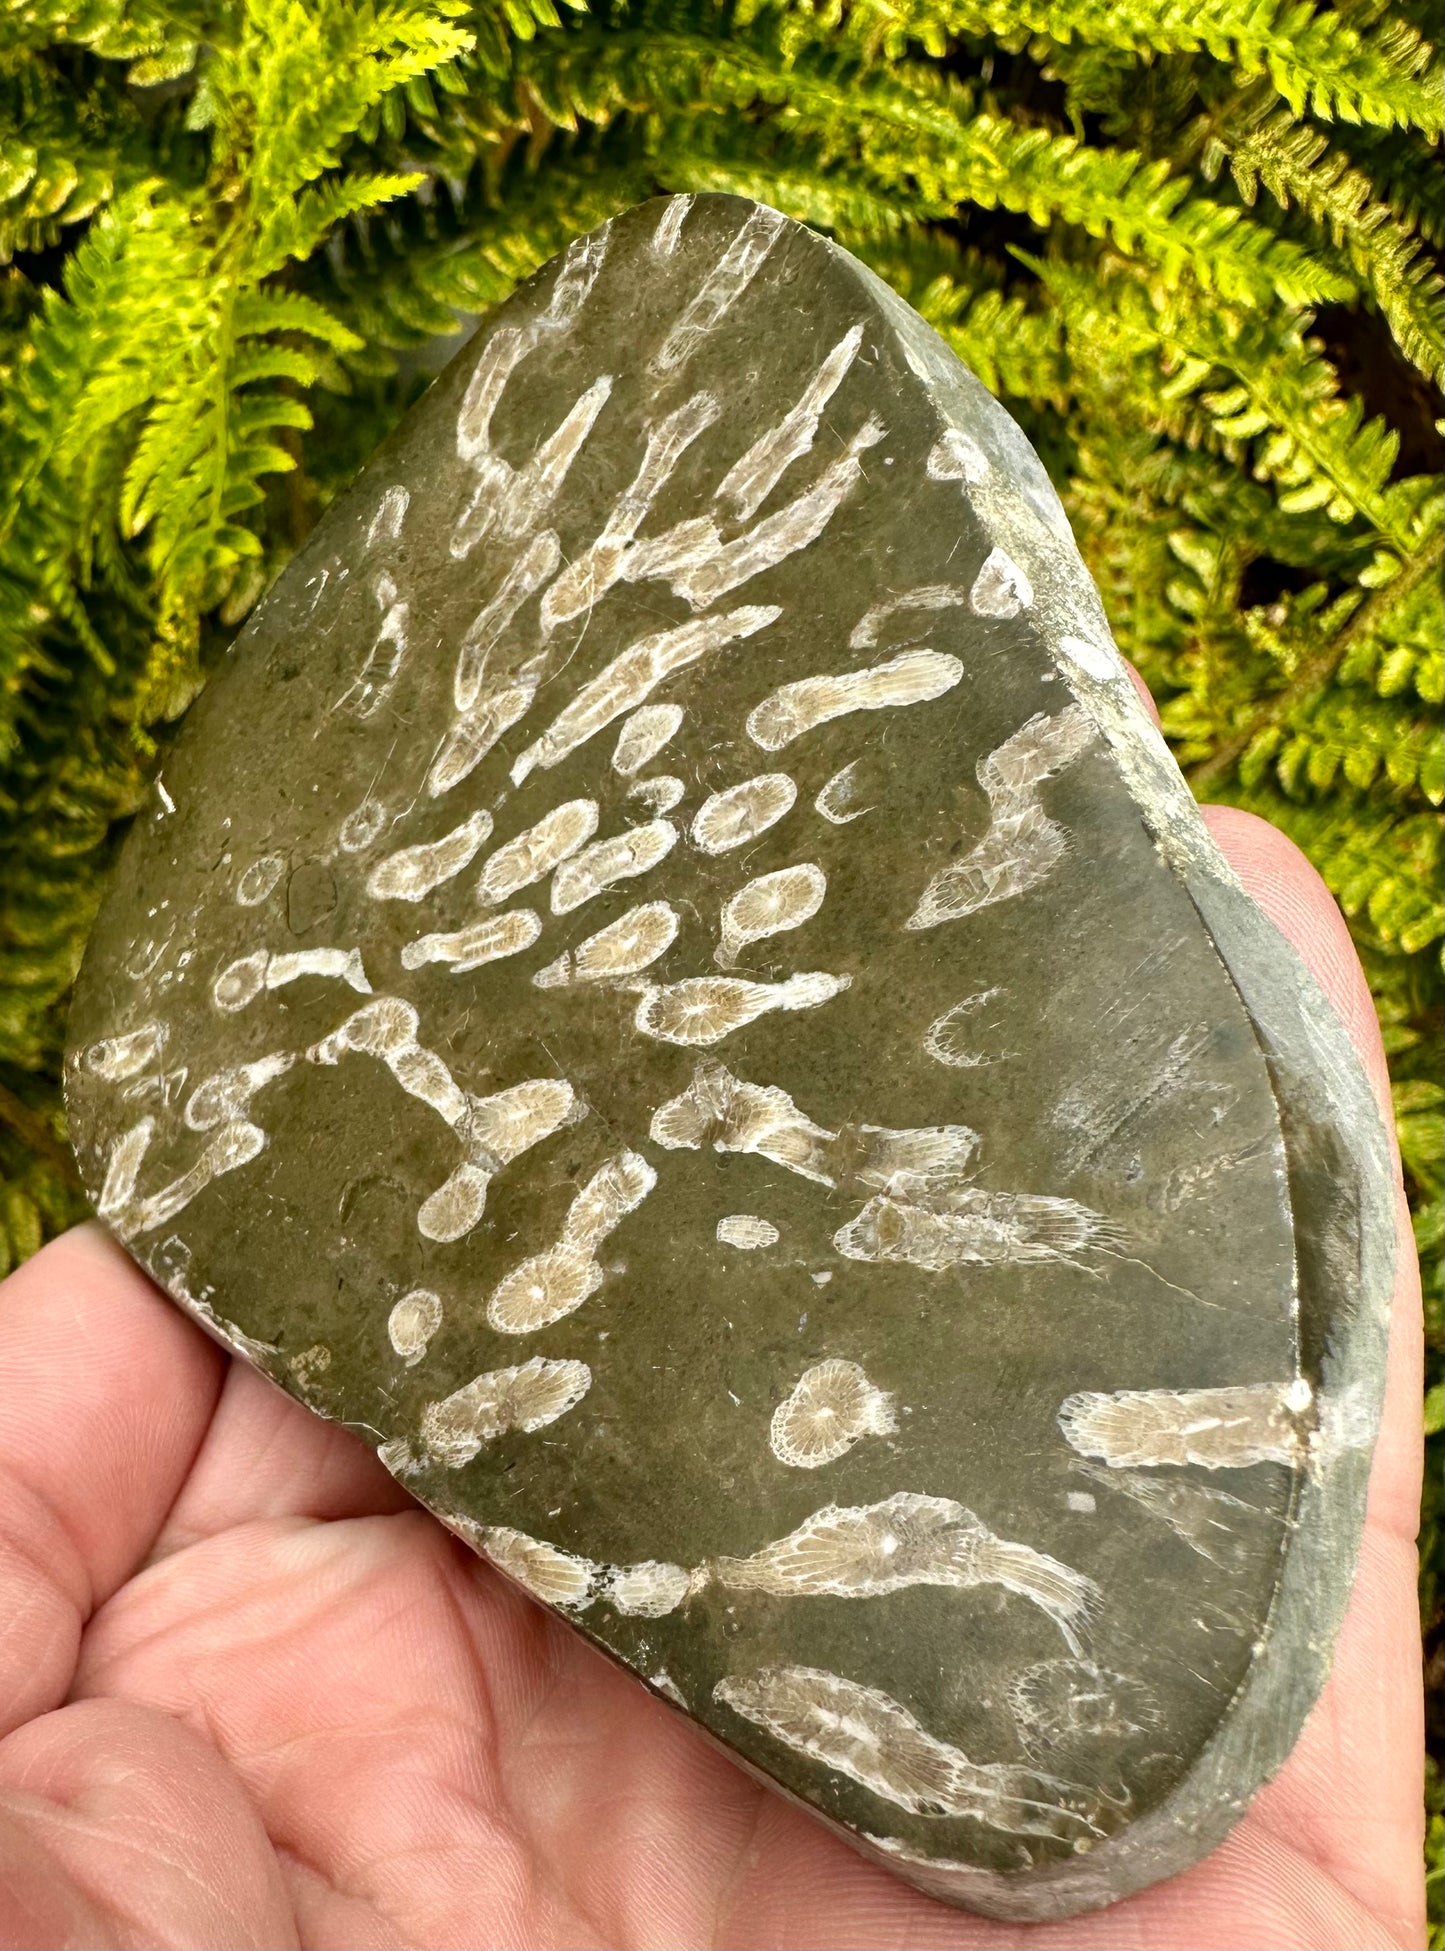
64,194 -> 1393,1919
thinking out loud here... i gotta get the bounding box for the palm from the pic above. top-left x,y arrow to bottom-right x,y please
0,813 -> 1424,1951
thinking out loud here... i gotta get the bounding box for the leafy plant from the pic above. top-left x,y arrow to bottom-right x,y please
1,0 -> 1440,1912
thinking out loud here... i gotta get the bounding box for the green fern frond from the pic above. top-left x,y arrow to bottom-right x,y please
1190,84 -> 1444,379
1342,120 -> 1445,245
0,49 -> 136,263
513,24 -> 1357,305
1035,254 -> 1431,545
828,0 -> 1444,132
852,228 -> 1071,400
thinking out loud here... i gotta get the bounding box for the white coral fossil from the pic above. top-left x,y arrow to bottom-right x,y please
769,1359 -> 897,1467
715,1666 -> 1103,1840
706,1491 -> 1099,1653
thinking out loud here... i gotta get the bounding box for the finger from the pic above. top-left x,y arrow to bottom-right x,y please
0,1224 -> 223,1736
1200,805 -> 1392,1122
0,1696 -> 296,1949
1199,804 -> 1424,1939
150,1357 -> 415,1560
1124,661 -> 1162,728
77,1505 -> 779,1949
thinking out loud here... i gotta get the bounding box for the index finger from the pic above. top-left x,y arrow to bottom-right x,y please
0,1227 -> 224,1736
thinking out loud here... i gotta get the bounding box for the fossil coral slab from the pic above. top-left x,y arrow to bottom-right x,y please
64,194 -> 1393,1919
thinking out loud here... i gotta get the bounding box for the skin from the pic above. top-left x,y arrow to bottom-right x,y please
0,708 -> 1424,1950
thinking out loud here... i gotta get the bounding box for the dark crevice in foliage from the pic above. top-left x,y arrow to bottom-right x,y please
1312,300 -> 1445,476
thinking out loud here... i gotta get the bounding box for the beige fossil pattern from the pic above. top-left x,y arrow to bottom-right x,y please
969,547 -> 1033,619
66,200 -> 1326,1894
922,989 -> 1008,1068
907,707 -> 1095,930
83,1021 -> 168,1081
633,971 -> 850,1045
612,703 -> 685,776
715,1668 -> 1104,1841
551,818 -> 679,915
446,1514 -> 691,1619
769,1359 -> 897,1467
213,946 -> 371,1013
715,862 -> 826,966
814,761 -> 871,824
849,584 -> 969,651
388,1288 -> 443,1366
533,902 -> 679,989
1058,1383 -> 1309,1471
1007,1659 -> 1162,1753
690,772 -> 797,855
1073,1461 -> 1267,1573
706,1492 -> 1098,1653
420,1356 -> 593,1467
629,774 -> 686,814
236,855 -> 286,905
513,608 -> 780,785
367,810 -> 494,902
747,649 -> 963,752
477,799 -> 599,905
487,1150 -> 656,1334
473,1524 -> 600,1607
402,908 -> 542,974
717,1212 -> 779,1249
834,1189 -> 1116,1272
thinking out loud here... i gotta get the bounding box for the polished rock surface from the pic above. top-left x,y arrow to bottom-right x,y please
65,194 -> 1394,1918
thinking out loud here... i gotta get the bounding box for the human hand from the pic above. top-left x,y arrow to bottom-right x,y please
0,801 -> 1423,1951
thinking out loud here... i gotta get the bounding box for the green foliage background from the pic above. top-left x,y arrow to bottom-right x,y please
1,0 -> 1441,1918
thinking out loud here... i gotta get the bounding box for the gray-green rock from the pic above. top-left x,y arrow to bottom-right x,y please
63,194 -> 1394,1920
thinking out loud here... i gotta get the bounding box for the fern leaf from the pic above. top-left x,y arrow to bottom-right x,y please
835,0 -> 1444,133
1191,84 -> 1445,379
